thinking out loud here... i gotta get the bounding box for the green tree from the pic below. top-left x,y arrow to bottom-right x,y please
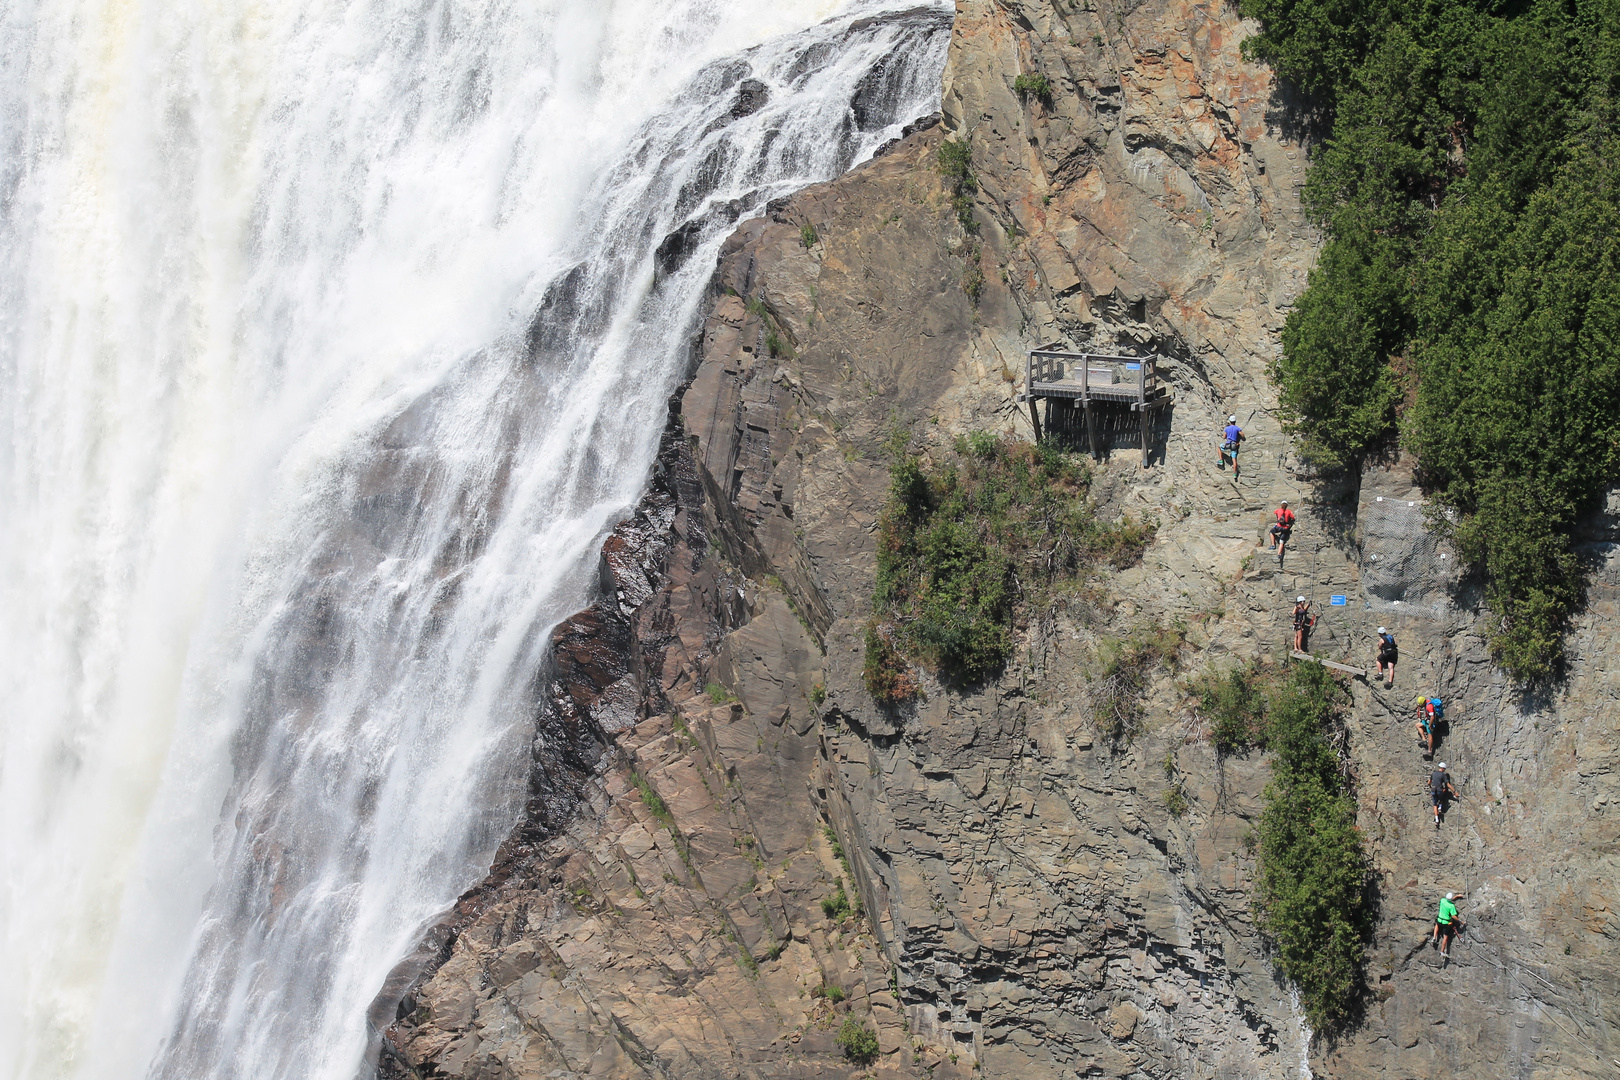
1248,0 -> 1620,678
1406,154 -> 1620,676
1252,663 -> 1373,1033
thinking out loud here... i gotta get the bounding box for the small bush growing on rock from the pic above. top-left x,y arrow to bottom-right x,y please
821,883 -> 852,919
1161,785 -> 1189,818
1088,626 -> 1183,746
936,139 -> 977,231
862,622 -> 919,705
837,1017 -> 879,1062
809,681 -> 826,706
1190,661 -> 1272,755
1161,746 -> 1190,817
936,138 -> 973,186
800,222 -> 818,248
814,983 -> 846,1003
705,681 -> 737,705
629,772 -> 672,826
1012,72 -> 1052,100
961,261 -> 985,303
823,824 -> 846,863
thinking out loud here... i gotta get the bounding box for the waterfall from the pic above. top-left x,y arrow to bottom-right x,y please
0,1 -> 949,1077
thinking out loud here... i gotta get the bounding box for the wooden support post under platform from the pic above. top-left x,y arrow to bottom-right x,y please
1292,650 -> 1368,679
1028,399 -> 1042,441
1082,361 -> 1100,459
1137,359 -> 1150,469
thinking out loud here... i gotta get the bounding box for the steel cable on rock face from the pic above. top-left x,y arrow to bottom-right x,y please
1440,804 -> 1614,1073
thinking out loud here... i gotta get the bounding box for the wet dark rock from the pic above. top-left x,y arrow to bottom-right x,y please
729,78 -> 770,119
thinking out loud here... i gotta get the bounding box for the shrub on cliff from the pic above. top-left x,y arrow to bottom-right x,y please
1251,662 -> 1372,1034
937,138 -> 977,230
1189,660 -> 1273,755
1089,625 -> 1184,746
836,1017 -> 879,1062
865,435 -> 1154,701
1246,0 -> 1620,680
1012,72 -> 1052,101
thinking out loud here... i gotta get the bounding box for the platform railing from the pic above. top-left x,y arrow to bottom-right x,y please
1026,349 -> 1159,403
1022,346 -> 1169,467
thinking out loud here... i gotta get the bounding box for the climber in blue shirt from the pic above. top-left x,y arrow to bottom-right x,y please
1219,415 -> 1244,476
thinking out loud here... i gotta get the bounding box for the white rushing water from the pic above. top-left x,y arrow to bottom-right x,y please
0,1 -> 949,1077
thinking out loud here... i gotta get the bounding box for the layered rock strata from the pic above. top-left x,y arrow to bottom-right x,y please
385,1 -> 1619,1077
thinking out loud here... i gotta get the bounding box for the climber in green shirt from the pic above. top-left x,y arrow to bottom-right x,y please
1432,892 -> 1465,957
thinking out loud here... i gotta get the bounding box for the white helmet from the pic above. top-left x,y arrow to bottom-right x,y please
1378,627 -> 1387,634
1297,596 -> 1306,602
1438,762 -> 1448,770
1445,892 -> 1455,900
1228,415 -> 1237,423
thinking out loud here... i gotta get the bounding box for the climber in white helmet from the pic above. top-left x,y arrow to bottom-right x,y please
1219,414 -> 1244,476
1430,761 -> 1459,828
1376,626 -> 1398,687
1292,595 -> 1314,651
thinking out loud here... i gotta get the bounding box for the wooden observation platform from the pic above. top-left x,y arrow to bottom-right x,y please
1017,347 -> 1172,467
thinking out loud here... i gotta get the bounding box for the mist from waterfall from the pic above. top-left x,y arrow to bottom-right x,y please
0,2 -> 949,1077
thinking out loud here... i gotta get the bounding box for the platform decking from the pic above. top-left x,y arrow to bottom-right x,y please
1017,347 -> 1171,466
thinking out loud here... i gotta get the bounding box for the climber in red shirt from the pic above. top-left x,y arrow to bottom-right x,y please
1269,500 -> 1296,559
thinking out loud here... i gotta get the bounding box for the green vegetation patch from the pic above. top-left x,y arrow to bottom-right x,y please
864,436 -> 1154,703
937,138 -> 978,231
1248,662 -> 1373,1034
629,771 -> 672,827
1013,72 -> 1053,100
1089,625 -> 1184,746
1188,660 -> 1275,756
821,883 -> 852,919
1246,0 -> 1620,680
836,1017 -> 880,1063
1161,751 -> 1190,818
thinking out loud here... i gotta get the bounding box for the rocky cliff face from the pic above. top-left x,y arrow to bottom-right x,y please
383,2 -> 1619,1078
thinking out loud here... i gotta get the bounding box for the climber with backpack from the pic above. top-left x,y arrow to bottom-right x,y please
1218,415 -> 1244,476
1269,500 -> 1296,560
1414,694 -> 1443,757
1430,761 -> 1459,827
1376,627 -> 1398,687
